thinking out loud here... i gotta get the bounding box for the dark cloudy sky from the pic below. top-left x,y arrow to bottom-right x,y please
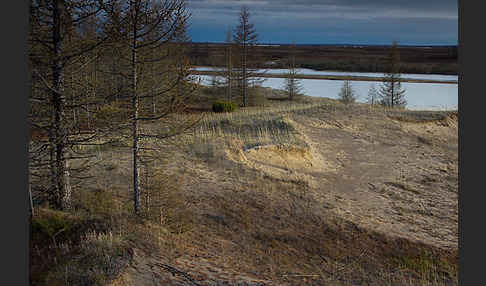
186,0 -> 458,45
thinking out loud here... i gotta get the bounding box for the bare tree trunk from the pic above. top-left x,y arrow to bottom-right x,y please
51,0 -> 71,210
152,49 -> 156,115
131,26 -> 141,215
62,159 -> 72,209
227,45 -> 232,101
68,33 -> 77,128
145,163 -> 150,214
94,49 -> 98,112
49,99 -> 57,206
224,28 -> 233,101
242,41 -> 247,107
112,54 -> 118,103
71,70 -> 77,127
85,55 -> 91,129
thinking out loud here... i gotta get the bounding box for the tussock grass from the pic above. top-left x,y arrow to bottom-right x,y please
43,231 -> 130,286
386,110 -> 457,123
181,100 -> 331,163
30,206 -> 132,286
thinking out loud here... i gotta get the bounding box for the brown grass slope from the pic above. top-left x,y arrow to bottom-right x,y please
30,98 -> 458,286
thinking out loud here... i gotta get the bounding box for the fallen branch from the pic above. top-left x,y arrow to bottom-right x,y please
282,274 -> 320,277
152,262 -> 205,286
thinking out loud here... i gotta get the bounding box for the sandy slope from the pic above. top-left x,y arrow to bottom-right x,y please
111,106 -> 458,285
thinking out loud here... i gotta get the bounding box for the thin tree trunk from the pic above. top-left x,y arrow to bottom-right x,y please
152,49 -> 156,115
85,55 -> 91,129
51,0 -> 71,210
94,49 -> 98,111
62,159 -> 72,209
242,41 -> 247,107
49,96 -> 57,206
145,163 -> 150,214
68,32 -> 77,128
227,45 -> 232,101
132,27 -> 141,215
112,53 -> 118,103
71,70 -> 77,127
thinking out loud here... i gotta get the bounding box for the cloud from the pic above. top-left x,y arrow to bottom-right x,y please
186,0 -> 458,44
187,0 -> 457,19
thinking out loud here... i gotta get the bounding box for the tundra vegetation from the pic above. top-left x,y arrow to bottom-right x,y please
187,43 -> 458,75
29,2 -> 457,286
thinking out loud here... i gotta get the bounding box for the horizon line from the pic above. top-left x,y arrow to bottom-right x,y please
187,41 -> 458,47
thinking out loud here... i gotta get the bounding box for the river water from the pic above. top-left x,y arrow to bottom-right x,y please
193,67 -> 458,111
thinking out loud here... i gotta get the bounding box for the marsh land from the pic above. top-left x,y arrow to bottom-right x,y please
187,43 -> 458,75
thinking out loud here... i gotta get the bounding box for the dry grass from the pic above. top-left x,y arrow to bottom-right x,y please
29,207 -> 132,286
30,98 -> 458,285
42,231 -> 129,286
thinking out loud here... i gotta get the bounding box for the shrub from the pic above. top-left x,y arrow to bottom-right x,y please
31,209 -> 77,245
30,208 -> 131,286
43,231 -> 131,286
212,101 -> 236,113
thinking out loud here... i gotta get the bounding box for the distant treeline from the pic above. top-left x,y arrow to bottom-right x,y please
185,43 -> 458,75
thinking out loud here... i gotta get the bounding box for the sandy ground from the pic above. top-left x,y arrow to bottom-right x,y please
109,106 -> 458,285
288,110 -> 458,250
216,108 -> 458,250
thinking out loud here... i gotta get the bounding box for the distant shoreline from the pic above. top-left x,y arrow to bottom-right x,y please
186,43 -> 458,76
190,70 -> 458,85
188,41 -> 458,49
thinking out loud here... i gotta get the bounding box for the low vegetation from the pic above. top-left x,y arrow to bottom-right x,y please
212,101 -> 237,113
30,206 -> 132,285
30,92 -> 458,285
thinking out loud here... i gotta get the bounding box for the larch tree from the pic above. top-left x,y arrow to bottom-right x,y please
379,41 -> 406,108
232,6 -> 262,107
29,0 -> 110,210
283,42 -> 303,101
106,0 -> 196,215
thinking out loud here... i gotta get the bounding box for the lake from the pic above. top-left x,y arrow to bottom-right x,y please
193,67 -> 458,111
